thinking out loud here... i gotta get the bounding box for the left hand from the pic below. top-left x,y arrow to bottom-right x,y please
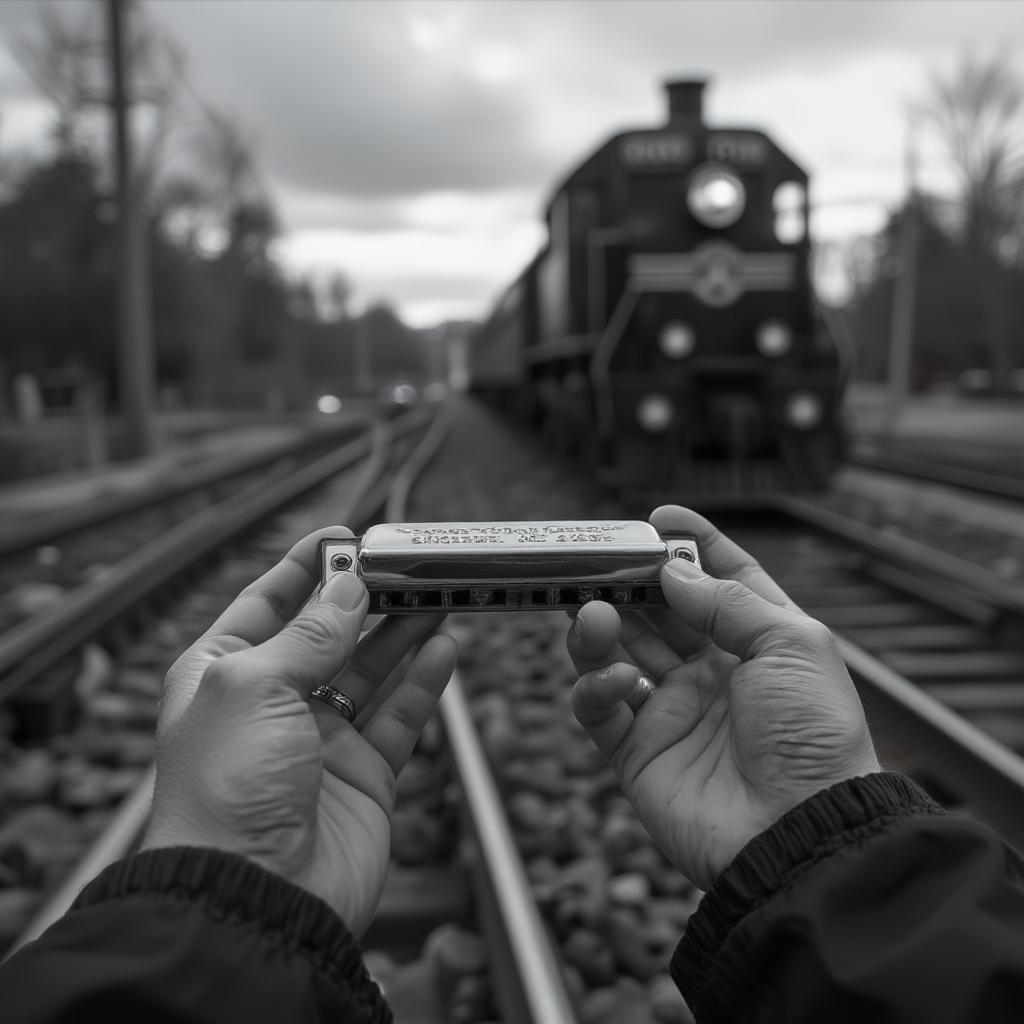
141,526 -> 458,936
566,506 -> 879,891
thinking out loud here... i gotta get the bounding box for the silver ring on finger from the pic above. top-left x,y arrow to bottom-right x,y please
625,675 -> 656,712
310,685 -> 356,722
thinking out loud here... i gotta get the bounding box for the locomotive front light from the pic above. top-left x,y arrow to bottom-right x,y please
755,321 -> 792,358
687,166 -> 746,228
784,391 -> 823,430
659,321 -> 696,359
637,393 -> 674,433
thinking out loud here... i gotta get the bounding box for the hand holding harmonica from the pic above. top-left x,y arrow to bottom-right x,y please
566,505 -> 881,892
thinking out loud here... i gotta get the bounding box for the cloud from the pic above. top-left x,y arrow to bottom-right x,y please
148,0 -> 558,199
272,215 -> 546,320
277,184 -> 539,234
4,0 -> 1023,326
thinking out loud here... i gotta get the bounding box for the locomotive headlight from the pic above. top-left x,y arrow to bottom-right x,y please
784,391 -> 823,430
687,166 -> 746,228
637,393 -> 674,433
659,322 -> 695,359
755,321 -> 792,358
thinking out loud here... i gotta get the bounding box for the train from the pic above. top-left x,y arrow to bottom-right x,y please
467,79 -> 847,498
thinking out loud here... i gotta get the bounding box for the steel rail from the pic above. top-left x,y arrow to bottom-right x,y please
384,401 -> 453,523
838,637 -> 1024,851
0,409 -> 430,703
764,496 -> 1024,846
386,401 -> 580,1023
846,451 -> 1024,503
4,767 -> 156,959
440,675 -> 580,1024
4,415 -> 407,960
0,416 -> 369,558
775,493 -> 1024,618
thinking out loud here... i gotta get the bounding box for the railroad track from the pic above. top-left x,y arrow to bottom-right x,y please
1,411 -> 418,940
0,415 -> 371,640
846,437 -> 1024,502
1,404 -> 589,1023
6,394 -> 1024,1023
710,499 -> 1024,849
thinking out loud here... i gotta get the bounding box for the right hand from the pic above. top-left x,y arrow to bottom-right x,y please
567,505 -> 880,891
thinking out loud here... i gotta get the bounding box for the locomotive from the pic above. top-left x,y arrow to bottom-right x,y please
468,79 -> 846,498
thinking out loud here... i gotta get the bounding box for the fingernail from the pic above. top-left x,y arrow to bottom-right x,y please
636,674 -> 655,697
665,557 -> 707,582
320,572 -> 366,610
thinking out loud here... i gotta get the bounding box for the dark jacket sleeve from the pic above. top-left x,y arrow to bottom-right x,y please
0,846 -> 391,1024
671,772 -> 1024,1023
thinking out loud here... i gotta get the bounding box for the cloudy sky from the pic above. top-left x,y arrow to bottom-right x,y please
1,0 -> 1022,325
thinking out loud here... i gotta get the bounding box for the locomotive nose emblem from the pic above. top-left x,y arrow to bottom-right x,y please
692,242 -> 743,307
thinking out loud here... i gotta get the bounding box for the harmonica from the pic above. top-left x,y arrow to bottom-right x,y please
318,521 -> 701,612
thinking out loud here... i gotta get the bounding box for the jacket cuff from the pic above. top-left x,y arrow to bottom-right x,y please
72,846 -> 389,1019
670,772 -> 942,1010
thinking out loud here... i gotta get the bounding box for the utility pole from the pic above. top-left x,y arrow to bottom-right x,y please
107,0 -> 157,455
885,115 -> 919,431
354,313 -> 373,394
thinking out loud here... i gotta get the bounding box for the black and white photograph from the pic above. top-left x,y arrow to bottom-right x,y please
0,1 -> 1023,1020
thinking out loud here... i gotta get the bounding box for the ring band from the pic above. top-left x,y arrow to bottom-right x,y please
625,674 -> 656,712
310,685 -> 356,721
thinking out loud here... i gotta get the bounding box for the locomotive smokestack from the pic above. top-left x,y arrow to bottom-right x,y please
664,79 -> 706,125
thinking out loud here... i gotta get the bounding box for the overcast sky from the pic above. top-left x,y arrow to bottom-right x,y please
1,1 -> 1022,325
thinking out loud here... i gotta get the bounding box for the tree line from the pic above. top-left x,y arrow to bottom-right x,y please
842,52 -> 1024,393
0,2 -> 428,416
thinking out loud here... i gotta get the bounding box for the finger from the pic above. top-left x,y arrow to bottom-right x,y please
565,602 -> 632,676
327,614 -> 448,726
353,634 -> 458,777
216,571 -> 368,698
618,611 -> 684,679
634,607 -> 713,661
200,525 -> 354,647
661,557 -> 798,661
571,663 -> 649,759
650,505 -> 798,610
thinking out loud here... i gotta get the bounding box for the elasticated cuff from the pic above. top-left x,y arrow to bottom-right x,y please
73,845 -> 389,1020
670,772 -> 943,1011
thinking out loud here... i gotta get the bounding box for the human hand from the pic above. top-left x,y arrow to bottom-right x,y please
567,505 -> 879,890
141,526 -> 457,936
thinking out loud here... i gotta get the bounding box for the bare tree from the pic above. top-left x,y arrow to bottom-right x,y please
12,1 -> 182,180
921,52 -> 1024,259
919,52 -> 1024,391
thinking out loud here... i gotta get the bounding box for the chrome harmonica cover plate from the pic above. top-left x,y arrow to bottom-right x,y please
319,521 -> 701,612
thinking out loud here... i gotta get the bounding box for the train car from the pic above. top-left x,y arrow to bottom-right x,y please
468,79 -> 846,497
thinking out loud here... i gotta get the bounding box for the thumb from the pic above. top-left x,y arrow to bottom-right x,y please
661,558 -> 795,660
222,571 -> 369,697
